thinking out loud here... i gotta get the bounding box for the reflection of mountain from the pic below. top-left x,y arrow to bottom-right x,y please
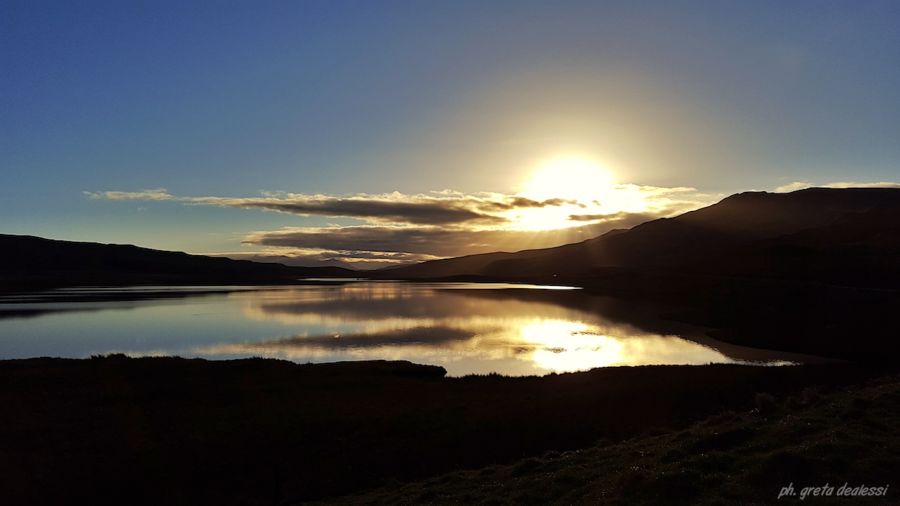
0,234 -> 355,289
446,288 -> 688,335
0,287 -> 248,320
380,189 -> 900,359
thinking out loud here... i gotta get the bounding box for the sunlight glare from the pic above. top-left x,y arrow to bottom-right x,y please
509,156 -> 648,231
519,319 -> 626,372
523,157 -> 615,202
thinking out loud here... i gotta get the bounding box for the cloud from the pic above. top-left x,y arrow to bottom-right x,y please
567,211 -> 635,223
86,184 -> 716,266
476,196 -> 582,211
822,181 -> 900,189
85,189 -> 582,226
84,188 -> 174,201
775,181 -> 900,193
213,249 -> 440,270
191,194 -> 502,225
773,181 -> 813,193
241,212 -> 655,259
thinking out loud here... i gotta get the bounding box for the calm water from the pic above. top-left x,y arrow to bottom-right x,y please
0,281 -> 804,376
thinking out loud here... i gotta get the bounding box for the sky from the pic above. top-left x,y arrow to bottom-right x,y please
3,0 -> 899,268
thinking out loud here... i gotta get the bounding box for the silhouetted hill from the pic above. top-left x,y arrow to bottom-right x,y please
384,188 -> 900,286
0,234 -> 355,288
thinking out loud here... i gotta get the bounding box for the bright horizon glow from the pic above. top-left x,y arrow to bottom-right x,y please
510,157 -> 650,231
522,157 -> 615,201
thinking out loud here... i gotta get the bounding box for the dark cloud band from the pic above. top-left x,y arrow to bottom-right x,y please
242,212 -> 654,259
86,190 -> 582,226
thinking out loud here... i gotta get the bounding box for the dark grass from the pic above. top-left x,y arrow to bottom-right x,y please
0,355 -> 884,505
338,374 -> 900,505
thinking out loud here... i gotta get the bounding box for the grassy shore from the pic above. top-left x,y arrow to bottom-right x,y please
338,372 -> 900,505
0,356 -> 892,505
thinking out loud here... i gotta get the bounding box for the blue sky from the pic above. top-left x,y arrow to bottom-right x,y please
3,1 -> 899,267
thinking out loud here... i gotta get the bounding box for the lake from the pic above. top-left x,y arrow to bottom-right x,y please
0,281 -> 807,376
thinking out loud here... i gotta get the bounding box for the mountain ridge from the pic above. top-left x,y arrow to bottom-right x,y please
0,234 -> 356,288
380,187 -> 900,287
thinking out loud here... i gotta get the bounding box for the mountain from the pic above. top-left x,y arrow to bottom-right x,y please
0,234 -> 355,288
383,188 -> 900,287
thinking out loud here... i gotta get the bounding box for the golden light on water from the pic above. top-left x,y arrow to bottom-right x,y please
518,318 -> 735,372
518,319 -> 626,371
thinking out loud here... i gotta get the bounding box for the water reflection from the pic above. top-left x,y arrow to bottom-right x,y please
194,282 -> 793,375
0,282 -> 803,376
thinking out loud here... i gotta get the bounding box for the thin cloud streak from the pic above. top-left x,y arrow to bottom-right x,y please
84,188 -> 174,201
191,195 -> 501,225
213,249 -> 441,269
568,211 -> 633,222
85,189 -> 582,226
774,181 -> 900,193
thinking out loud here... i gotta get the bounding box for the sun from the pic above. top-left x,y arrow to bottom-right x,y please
508,156 -> 648,231
522,157 -> 615,202
508,157 -> 615,231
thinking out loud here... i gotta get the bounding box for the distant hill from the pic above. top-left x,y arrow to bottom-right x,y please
383,188 -> 900,288
0,234 -> 355,288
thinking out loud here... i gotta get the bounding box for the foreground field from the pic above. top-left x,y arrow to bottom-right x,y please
338,374 -> 900,504
0,356 -> 890,505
